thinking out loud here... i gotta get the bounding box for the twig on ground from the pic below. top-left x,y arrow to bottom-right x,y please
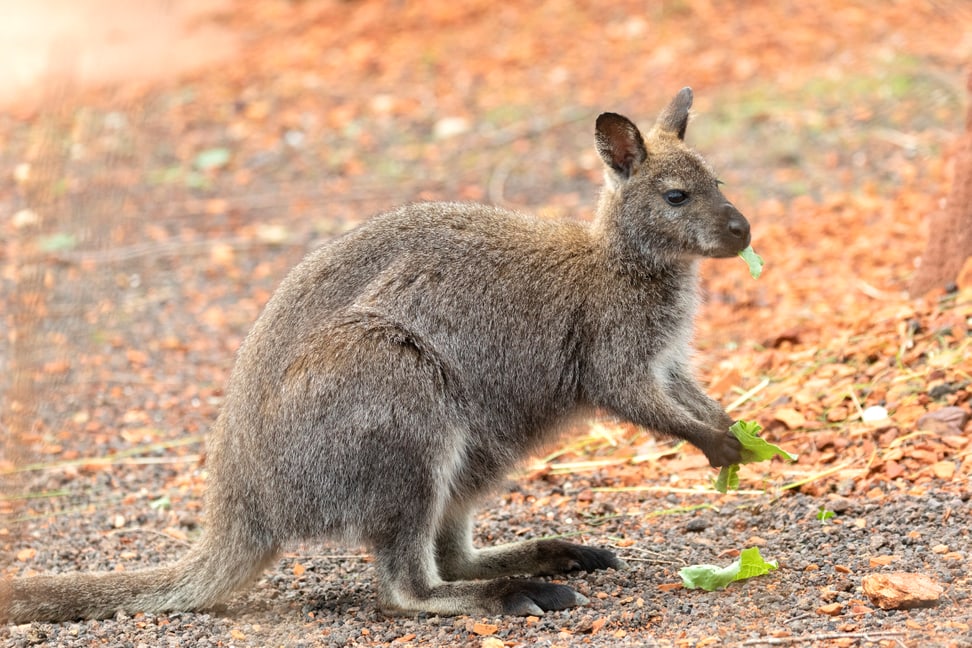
47,235 -> 301,266
487,154 -> 516,206
781,459 -> 859,491
726,378 -> 771,413
0,436 -> 205,475
593,485 -> 765,496
737,630 -> 908,646
106,526 -> 193,547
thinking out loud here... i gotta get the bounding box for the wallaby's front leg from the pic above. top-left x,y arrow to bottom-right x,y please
650,384 -> 740,466
597,379 -> 741,467
666,367 -> 735,431
434,500 -> 625,582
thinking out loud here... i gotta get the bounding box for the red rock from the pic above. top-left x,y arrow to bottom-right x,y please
862,573 -> 944,610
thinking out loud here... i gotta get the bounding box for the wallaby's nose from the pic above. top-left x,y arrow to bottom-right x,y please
724,203 -> 750,241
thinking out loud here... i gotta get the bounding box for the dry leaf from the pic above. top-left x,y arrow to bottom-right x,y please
942,435 -> 969,449
957,256 -> 972,288
162,526 -> 189,542
210,242 -> 236,267
826,406 -> 849,423
205,198 -> 229,215
590,617 -> 607,635
930,460 -> 956,480
773,407 -> 806,429
42,360 -> 71,374
292,562 -> 306,576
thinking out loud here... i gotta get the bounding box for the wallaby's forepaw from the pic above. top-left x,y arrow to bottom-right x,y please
496,579 -> 589,616
703,429 -> 743,468
533,539 -> 627,575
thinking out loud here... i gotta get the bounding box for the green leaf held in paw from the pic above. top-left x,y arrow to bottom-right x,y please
738,245 -> 764,279
731,419 -> 798,464
714,420 -> 797,493
713,463 -> 739,493
679,546 -> 779,591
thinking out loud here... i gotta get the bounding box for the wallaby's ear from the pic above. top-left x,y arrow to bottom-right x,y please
654,87 -> 693,140
595,113 -> 647,180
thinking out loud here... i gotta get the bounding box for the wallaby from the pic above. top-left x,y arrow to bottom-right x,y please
1,87 -> 751,623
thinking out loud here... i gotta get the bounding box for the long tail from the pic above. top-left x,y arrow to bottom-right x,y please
0,524 -> 279,623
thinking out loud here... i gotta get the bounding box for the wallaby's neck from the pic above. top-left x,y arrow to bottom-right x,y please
593,187 -> 697,284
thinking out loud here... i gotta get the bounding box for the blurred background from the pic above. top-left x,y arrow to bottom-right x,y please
1,0 -> 970,532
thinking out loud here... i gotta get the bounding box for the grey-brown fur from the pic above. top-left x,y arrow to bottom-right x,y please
1,88 -> 750,622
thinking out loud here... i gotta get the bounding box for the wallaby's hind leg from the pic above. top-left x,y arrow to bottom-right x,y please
434,499 -> 626,581
369,458 -> 595,616
376,528 -> 590,617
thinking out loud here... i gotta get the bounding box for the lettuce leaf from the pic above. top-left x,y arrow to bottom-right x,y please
738,245 -> 764,279
714,420 -> 797,493
680,546 -> 779,591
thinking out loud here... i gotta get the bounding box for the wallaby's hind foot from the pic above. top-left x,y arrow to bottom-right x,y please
439,538 -> 626,580
379,577 -> 590,618
434,505 -> 626,582
491,579 -> 589,616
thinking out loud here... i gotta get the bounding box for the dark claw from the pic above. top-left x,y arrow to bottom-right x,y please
534,540 -> 627,575
497,580 -> 589,615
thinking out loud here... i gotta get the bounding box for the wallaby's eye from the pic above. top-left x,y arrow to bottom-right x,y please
664,190 -> 689,206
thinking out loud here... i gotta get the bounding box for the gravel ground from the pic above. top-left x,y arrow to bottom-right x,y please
3,467 -> 970,647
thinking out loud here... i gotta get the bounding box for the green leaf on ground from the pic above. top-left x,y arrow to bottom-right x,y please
738,245 -> 764,279
38,232 -> 78,252
679,546 -> 779,591
149,495 -> 171,510
194,147 -> 232,171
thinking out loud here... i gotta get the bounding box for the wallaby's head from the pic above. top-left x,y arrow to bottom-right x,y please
594,88 -> 750,262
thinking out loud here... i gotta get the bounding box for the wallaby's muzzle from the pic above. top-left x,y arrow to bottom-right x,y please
714,202 -> 751,257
